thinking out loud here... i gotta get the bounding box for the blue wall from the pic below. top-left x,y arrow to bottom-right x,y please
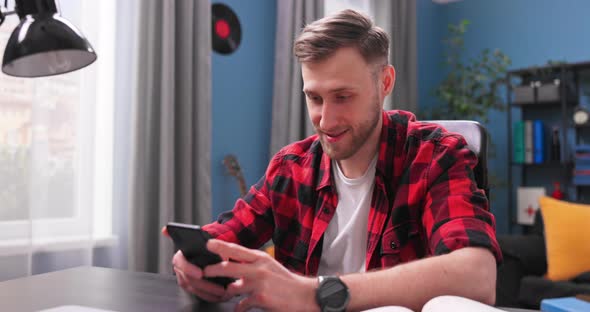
418,0 -> 590,233
417,0 -> 446,114
211,0 -> 276,220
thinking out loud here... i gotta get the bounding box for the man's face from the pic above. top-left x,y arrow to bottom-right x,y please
302,47 -> 392,160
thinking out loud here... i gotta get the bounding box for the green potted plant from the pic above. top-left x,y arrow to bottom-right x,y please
423,20 -> 511,122
420,20 -> 512,194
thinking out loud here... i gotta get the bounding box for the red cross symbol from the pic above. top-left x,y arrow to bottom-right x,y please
526,205 -> 535,217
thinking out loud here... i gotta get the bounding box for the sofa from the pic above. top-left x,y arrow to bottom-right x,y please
496,210 -> 590,309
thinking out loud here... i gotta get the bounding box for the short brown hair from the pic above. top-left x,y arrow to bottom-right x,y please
293,9 -> 389,67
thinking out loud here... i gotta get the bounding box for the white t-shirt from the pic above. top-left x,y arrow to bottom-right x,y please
317,156 -> 377,276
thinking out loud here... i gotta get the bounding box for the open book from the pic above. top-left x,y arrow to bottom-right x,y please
363,296 -> 509,312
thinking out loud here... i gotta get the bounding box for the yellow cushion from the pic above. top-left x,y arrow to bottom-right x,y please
538,196 -> 590,281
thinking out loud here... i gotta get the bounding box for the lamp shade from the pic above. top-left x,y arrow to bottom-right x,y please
2,0 -> 97,77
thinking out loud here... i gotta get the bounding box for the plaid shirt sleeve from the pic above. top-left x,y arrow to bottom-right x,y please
421,133 -> 502,263
202,153 -> 282,249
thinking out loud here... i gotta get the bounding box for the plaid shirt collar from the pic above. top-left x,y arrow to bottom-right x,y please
315,110 -> 416,191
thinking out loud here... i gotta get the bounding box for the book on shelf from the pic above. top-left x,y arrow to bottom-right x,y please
533,120 -> 545,163
575,145 -> 590,164
513,120 -> 547,164
573,164 -> 590,185
524,120 -> 534,164
574,169 -> 590,175
513,121 -> 525,163
573,145 -> 590,185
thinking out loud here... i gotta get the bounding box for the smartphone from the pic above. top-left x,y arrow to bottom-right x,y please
166,222 -> 235,288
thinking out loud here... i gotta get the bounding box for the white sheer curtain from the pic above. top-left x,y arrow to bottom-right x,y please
0,0 -> 130,281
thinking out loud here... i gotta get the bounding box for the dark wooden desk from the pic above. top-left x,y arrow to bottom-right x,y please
0,266 -> 239,312
0,266 -> 539,312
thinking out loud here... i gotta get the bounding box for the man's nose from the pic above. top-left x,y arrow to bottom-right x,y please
319,101 -> 337,130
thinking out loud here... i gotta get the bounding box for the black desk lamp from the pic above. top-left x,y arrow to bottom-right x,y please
0,0 -> 97,77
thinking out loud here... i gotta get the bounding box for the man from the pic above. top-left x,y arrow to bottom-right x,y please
166,9 -> 501,312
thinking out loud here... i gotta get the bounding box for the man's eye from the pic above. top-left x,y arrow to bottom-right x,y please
308,95 -> 322,103
335,95 -> 350,102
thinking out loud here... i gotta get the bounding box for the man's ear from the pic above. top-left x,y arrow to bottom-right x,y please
381,65 -> 396,96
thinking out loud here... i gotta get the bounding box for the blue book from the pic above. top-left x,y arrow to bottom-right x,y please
574,163 -> 590,172
575,145 -> 590,153
541,297 -> 590,312
525,120 -> 534,163
533,120 -> 545,163
573,175 -> 590,185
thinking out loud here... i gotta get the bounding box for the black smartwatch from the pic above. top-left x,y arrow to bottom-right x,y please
315,276 -> 350,312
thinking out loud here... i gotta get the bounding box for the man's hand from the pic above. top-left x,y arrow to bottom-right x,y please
204,239 -> 319,312
162,226 -> 231,302
172,250 -> 233,302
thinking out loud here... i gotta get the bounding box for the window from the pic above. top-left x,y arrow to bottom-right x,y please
0,0 -> 116,254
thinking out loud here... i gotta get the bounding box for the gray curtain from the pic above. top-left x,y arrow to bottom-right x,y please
128,0 -> 212,274
270,0 -> 324,156
374,0 -> 417,112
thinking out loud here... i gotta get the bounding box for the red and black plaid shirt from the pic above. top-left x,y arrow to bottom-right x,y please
203,110 -> 502,276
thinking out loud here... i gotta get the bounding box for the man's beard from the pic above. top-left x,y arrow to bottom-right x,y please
318,96 -> 381,160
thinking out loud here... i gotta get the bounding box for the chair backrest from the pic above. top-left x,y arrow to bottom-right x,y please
426,120 -> 489,198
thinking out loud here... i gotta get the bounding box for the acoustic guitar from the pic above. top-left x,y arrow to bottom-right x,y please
223,154 -> 247,197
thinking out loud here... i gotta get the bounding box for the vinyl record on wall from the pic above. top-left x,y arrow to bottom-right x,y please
212,3 -> 242,55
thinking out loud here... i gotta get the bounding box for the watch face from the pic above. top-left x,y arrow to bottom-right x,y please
574,109 -> 589,125
317,277 -> 350,312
